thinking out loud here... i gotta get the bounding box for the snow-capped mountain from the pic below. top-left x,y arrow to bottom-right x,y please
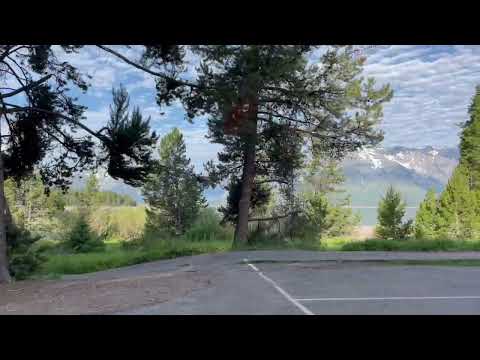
341,146 -> 459,224
344,146 -> 459,192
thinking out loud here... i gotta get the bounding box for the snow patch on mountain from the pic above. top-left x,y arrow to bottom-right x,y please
357,147 -> 383,169
385,154 -> 413,170
349,146 -> 458,186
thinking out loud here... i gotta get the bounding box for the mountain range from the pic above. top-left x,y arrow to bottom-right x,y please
341,146 -> 459,224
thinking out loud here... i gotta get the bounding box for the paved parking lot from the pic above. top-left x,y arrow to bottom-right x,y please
244,261 -> 480,315
118,251 -> 480,315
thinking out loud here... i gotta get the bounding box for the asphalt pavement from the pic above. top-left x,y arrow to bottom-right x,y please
115,251 -> 480,315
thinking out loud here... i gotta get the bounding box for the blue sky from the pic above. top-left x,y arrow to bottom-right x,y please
56,45 -> 480,173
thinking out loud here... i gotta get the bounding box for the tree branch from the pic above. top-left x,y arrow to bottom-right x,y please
96,45 -> 201,89
248,211 -> 302,222
0,74 -> 52,99
3,102 -> 110,144
255,178 -> 290,185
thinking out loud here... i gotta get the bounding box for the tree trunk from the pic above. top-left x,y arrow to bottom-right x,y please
0,119 -> 12,283
234,130 -> 257,245
233,66 -> 259,246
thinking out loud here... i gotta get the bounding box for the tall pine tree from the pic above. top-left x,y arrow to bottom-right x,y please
416,86 -> 480,241
435,164 -> 480,240
142,128 -> 206,236
135,45 -> 393,244
376,186 -> 412,240
414,188 -> 438,239
460,85 -> 480,189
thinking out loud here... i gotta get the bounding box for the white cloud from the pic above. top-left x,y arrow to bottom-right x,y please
362,45 -> 480,148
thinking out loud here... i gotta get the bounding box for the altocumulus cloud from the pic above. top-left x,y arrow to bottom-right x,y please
71,45 -> 480,171
363,45 -> 480,149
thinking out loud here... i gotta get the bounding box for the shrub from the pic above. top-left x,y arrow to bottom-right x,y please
9,249 -> 47,280
30,238 -> 59,253
184,208 -> 233,242
64,211 -> 105,253
120,235 -> 144,250
7,225 -> 46,280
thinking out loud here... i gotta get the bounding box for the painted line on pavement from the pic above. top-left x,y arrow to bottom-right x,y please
295,296 -> 480,302
243,259 -> 314,315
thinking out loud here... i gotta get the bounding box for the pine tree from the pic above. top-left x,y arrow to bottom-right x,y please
414,188 -> 438,239
65,210 -> 104,253
376,186 -> 411,240
435,165 -> 480,240
300,157 -> 360,238
142,128 -> 206,236
429,86 -> 480,242
460,86 -> 480,189
84,172 -> 100,208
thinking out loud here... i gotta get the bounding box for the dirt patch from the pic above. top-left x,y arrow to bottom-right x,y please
351,226 -> 375,240
0,269 -> 214,315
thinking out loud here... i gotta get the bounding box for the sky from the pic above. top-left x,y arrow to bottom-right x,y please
53,45 -> 480,173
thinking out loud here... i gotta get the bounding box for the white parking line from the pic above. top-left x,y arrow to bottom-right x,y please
244,259 -> 314,315
295,296 -> 480,302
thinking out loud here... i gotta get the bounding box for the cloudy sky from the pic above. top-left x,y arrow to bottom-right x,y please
61,45 -> 480,172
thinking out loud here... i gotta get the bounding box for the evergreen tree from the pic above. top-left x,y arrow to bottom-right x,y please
299,156 -> 360,239
435,165 -> 480,240
426,86 -> 480,242
303,191 -> 331,238
64,210 -> 104,253
83,172 -> 100,208
414,188 -> 438,239
460,86 -> 480,189
376,186 -> 412,240
142,128 -> 206,235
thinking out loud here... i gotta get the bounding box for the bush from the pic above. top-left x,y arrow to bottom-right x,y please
9,249 -> 47,280
120,235 -> 144,250
64,211 -> 105,253
7,224 -> 47,280
184,208 -> 233,242
30,238 -> 59,253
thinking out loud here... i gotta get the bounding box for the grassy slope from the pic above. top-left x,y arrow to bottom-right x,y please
39,240 -> 232,276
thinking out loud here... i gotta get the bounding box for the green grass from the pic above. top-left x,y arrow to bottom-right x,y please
39,239 -> 232,276
241,259 -> 480,267
233,236 -> 356,252
379,259 -> 480,266
36,235 -> 480,278
341,238 -> 480,252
